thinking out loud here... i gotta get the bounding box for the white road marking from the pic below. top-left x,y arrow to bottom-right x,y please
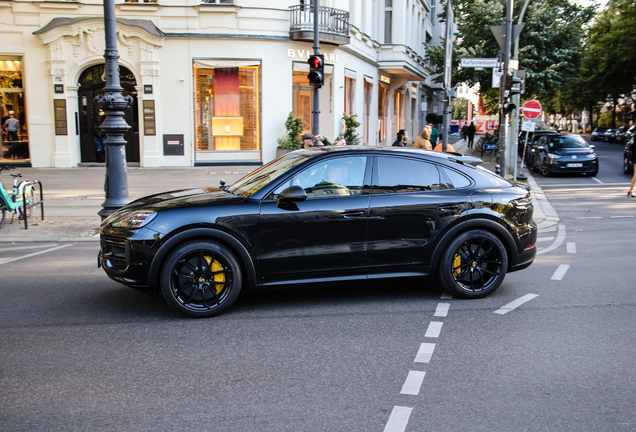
400,371 -> 426,395
0,244 -> 73,266
567,242 -> 576,254
494,294 -> 539,315
551,264 -> 570,280
539,226 -> 557,233
440,292 -> 452,300
591,177 -> 604,184
577,216 -> 603,219
434,303 -> 450,317
383,406 -> 413,432
0,257 -> 17,264
537,223 -> 566,255
425,321 -> 444,338
537,236 -> 555,242
414,343 -> 436,363
610,215 -> 635,219
0,244 -> 63,252
542,182 -> 631,188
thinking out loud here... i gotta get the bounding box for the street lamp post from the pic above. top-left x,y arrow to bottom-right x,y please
96,0 -> 133,221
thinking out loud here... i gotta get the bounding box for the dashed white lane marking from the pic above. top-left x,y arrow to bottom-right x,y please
0,244 -> 62,252
414,343 -> 436,363
400,371 -> 426,396
383,406 -> 413,432
440,292 -> 453,300
434,303 -> 450,317
610,215 -> 635,219
591,177 -> 604,184
0,244 -> 73,266
537,236 -> 555,242
537,224 -> 566,255
577,216 -> 603,219
551,264 -> 570,280
494,294 -> 539,315
567,242 -> 576,253
425,321 -> 443,338
0,257 -> 16,264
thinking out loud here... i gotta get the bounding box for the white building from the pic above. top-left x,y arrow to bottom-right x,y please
1,0 -> 439,168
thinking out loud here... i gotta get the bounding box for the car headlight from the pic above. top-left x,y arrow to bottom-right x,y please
588,153 -> 597,159
111,211 -> 157,229
547,153 -> 561,160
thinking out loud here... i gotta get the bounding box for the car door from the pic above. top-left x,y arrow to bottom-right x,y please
366,155 -> 468,276
258,155 -> 372,284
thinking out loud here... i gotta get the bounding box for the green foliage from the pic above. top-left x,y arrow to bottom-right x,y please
452,97 -> 477,119
342,113 -> 361,145
276,112 -> 305,149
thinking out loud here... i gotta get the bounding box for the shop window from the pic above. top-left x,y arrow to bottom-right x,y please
1,56 -> 29,162
378,85 -> 388,142
394,91 -> 403,133
293,70 -> 312,136
363,79 -> 372,144
194,61 -> 260,153
345,76 -> 355,116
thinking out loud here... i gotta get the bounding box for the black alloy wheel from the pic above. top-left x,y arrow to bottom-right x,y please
438,230 -> 508,299
540,159 -> 551,177
161,240 -> 242,317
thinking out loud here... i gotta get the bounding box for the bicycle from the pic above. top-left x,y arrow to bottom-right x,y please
0,165 -> 43,230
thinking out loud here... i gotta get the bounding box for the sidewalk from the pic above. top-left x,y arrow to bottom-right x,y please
0,142 -> 558,242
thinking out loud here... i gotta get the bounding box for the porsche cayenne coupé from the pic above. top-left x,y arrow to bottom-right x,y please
99,147 -> 537,317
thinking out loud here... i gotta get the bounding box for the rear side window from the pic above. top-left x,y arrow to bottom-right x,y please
441,167 -> 471,188
374,156 -> 447,193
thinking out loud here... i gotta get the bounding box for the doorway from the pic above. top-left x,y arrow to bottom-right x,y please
78,64 -> 139,163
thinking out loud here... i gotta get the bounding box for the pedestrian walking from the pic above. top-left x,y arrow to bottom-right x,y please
413,125 -> 432,150
461,124 -> 468,141
392,129 -> 408,147
628,139 -> 636,197
467,122 -> 476,148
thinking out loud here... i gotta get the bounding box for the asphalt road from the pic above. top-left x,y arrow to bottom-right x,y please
1,144 -> 635,431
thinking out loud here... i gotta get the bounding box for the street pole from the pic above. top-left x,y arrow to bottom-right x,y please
498,0 -> 514,178
442,0 -> 454,152
312,0 -> 321,143
97,0 -> 133,220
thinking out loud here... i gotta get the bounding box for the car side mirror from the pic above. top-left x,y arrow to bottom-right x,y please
589,144 -> 595,149
276,185 -> 307,210
537,145 -> 545,150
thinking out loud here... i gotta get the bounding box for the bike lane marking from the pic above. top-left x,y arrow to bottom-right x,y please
434,303 -> 450,317
0,244 -> 73,266
383,406 -> 413,432
424,321 -> 443,338
494,293 -> 539,315
567,242 -> 576,254
400,371 -> 427,396
537,224 -> 565,255
550,264 -> 570,280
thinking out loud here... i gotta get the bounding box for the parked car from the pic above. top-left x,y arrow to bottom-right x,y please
616,125 -> 636,146
520,130 -> 559,164
624,136 -> 634,175
530,134 -> 598,177
590,127 -> 609,141
99,147 -> 537,317
603,128 -> 619,142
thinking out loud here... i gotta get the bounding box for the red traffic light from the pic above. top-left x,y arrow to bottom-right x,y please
307,54 -> 324,87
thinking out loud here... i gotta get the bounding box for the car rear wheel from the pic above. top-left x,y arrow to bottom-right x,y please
161,240 -> 242,318
540,160 -> 551,177
624,157 -> 633,175
438,230 -> 508,299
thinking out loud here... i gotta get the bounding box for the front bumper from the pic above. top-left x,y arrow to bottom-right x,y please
546,158 -> 598,173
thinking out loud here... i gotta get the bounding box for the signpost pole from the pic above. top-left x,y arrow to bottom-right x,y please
442,0 -> 454,153
312,0 -> 320,141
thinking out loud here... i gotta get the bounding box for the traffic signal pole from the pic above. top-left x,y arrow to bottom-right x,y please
312,0 -> 320,144
498,0 -> 514,179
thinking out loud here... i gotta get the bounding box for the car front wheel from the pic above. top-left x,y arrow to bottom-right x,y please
540,160 -> 551,177
438,230 -> 508,299
161,240 -> 242,317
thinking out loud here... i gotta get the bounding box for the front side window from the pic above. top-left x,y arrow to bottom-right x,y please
272,156 -> 368,199
375,156 -> 446,193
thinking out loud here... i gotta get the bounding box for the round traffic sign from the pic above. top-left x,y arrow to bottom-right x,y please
522,100 -> 542,119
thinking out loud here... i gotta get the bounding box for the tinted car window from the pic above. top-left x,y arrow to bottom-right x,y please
549,135 -> 588,149
272,156 -> 368,198
442,167 -> 471,188
375,156 -> 446,193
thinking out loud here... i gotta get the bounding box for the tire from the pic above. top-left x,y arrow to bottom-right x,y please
438,230 -> 508,299
588,166 -> 599,177
540,159 -> 551,177
161,240 -> 242,318
0,207 -> 6,229
624,157 -> 633,175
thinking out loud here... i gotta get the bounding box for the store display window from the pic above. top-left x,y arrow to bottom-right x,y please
1,56 -> 29,162
194,61 -> 260,155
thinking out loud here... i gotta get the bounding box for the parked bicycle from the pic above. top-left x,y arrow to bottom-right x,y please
0,166 -> 44,229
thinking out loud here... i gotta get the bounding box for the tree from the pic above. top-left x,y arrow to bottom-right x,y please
452,97 -> 476,119
342,113 -> 361,145
276,112 -> 305,149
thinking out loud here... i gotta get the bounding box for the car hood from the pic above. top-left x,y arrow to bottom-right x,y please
120,187 -> 246,212
549,148 -> 595,156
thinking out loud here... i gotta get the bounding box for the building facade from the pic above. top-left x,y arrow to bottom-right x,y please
1,0 -> 438,167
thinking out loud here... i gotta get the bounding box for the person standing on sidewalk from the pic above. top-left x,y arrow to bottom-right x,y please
467,122 -> 476,148
392,129 -> 408,147
428,123 -> 440,147
413,125 -> 432,150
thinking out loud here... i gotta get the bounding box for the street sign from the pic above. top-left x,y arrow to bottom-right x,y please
490,24 -> 525,50
492,67 -> 504,88
461,58 -> 498,68
522,100 -> 542,119
521,120 -> 536,132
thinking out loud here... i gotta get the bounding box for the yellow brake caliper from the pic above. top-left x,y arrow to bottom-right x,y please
453,254 -> 462,277
204,256 -> 226,294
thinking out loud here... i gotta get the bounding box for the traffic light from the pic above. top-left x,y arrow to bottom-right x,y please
502,74 -> 523,97
502,100 -> 516,115
307,54 -> 324,87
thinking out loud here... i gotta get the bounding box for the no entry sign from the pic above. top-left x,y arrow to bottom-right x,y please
522,100 -> 542,119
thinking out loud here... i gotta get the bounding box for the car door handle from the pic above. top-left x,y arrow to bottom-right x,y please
340,211 -> 365,219
437,205 -> 461,212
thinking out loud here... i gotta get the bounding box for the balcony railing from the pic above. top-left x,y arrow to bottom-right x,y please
289,5 -> 350,45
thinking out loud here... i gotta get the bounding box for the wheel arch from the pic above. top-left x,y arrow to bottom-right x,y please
147,227 -> 257,293
429,218 -> 518,276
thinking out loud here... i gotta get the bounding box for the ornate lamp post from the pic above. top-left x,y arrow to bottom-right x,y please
96,0 -> 133,220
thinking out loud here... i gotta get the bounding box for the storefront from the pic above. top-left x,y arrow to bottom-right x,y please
0,56 -> 29,163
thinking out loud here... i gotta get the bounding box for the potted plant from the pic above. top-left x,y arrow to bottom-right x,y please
276,113 -> 305,158
342,113 -> 361,146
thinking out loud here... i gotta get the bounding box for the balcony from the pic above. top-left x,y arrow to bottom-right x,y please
289,5 -> 350,46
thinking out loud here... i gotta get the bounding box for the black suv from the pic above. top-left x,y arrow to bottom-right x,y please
530,134 -> 598,177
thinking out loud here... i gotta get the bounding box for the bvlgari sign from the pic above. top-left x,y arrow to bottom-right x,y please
288,49 -> 339,63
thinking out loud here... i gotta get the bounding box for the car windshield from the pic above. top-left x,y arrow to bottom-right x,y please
550,135 -> 589,149
595,128 -> 608,132
228,151 -> 313,197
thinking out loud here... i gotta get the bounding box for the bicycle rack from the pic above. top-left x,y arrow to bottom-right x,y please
20,180 -> 44,230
